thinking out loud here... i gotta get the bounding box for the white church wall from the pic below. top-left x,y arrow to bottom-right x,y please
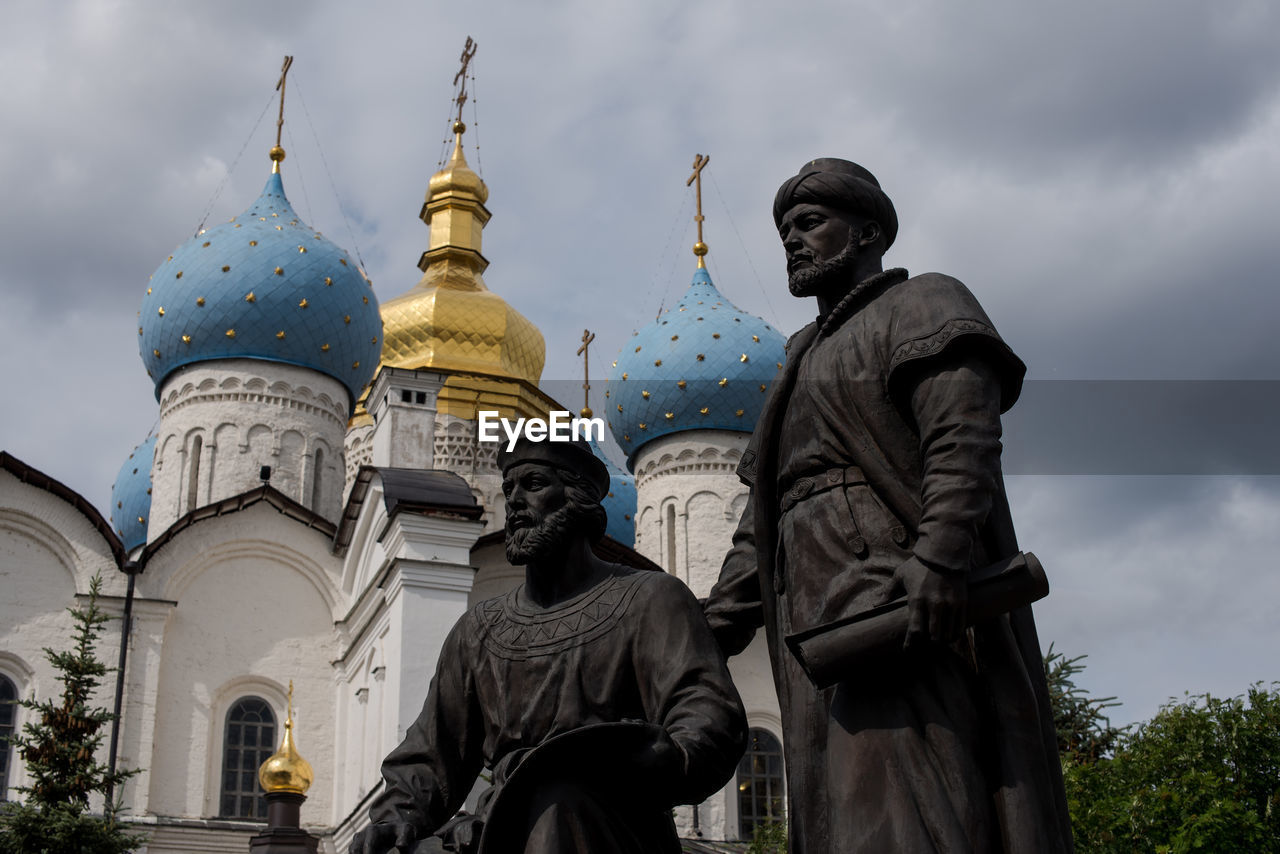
138,506 -> 340,827
631,430 -> 745,597
151,360 -> 349,534
0,471 -> 128,803
332,472 -> 483,835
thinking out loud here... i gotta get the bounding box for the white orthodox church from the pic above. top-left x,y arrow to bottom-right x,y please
0,82 -> 788,852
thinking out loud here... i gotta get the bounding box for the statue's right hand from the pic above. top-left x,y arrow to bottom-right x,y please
349,821 -> 417,854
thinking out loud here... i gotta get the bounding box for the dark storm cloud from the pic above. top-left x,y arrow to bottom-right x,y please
1011,474 -> 1280,723
870,1 -> 1280,174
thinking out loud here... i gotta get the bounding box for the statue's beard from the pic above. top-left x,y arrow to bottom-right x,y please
505,503 -> 577,565
788,238 -> 860,298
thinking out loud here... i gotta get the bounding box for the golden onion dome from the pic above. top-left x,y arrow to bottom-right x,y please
258,687 -> 314,795
378,125 -> 544,387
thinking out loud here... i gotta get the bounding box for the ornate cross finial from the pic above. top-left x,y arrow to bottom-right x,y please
687,154 -> 711,268
452,37 -> 478,128
576,329 -> 596,418
271,56 -> 294,173
286,679 -> 295,725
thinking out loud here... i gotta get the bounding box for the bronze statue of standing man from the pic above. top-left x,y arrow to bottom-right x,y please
704,159 -> 1073,852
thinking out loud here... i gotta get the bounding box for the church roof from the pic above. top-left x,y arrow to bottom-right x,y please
138,171 -> 383,411
334,466 -> 484,556
605,267 -> 787,468
379,467 -> 484,521
0,451 -> 126,565
109,436 -> 155,552
141,484 -> 336,562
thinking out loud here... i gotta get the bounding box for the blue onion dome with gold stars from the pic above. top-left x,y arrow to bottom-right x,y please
606,267 -> 786,467
590,438 -> 636,547
109,436 -> 155,552
138,170 -> 382,412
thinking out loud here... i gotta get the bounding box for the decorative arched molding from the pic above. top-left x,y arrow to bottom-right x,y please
162,538 -> 339,614
683,488 -> 730,519
0,508 -> 82,588
633,442 -> 744,488
211,420 -> 240,449
0,650 -> 36,693
745,710 -> 783,737
159,366 -> 347,430
156,432 -> 179,472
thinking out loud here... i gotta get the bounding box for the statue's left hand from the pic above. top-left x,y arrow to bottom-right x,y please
895,555 -> 967,650
348,821 -> 417,854
630,725 -> 683,779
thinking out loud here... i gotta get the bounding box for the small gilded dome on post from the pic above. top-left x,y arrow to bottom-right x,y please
258,684 -> 314,795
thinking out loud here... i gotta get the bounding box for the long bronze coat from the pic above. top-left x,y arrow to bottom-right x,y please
705,268 -> 1073,853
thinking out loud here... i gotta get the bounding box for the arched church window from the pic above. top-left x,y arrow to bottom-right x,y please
186,435 -> 203,514
737,727 -> 784,839
0,674 -> 17,801
219,696 -> 275,819
311,448 -> 324,510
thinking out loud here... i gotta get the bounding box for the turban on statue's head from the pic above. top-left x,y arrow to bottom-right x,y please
773,158 -> 898,250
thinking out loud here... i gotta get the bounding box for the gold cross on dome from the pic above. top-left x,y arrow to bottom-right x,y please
271,56 -> 294,172
687,154 -> 710,267
453,37 -> 478,124
576,329 -> 596,418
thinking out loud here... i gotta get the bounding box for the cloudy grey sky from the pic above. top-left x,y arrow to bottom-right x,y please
2,0 -> 1278,726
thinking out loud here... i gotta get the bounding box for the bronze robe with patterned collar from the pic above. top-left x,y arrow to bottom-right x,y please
369,564 -> 746,853
705,269 -> 1072,853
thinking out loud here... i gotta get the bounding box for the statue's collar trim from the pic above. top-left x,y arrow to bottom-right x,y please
817,267 -> 909,337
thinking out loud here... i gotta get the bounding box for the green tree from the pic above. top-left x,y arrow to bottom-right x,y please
1065,684 -> 1280,853
1044,644 -> 1124,762
744,820 -> 787,854
0,574 -> 143,854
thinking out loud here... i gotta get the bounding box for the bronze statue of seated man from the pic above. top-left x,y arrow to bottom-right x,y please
350,436 -> 746,854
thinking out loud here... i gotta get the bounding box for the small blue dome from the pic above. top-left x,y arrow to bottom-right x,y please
109,436 -> 156,552
139,172 -> 382,410
605,267 -> 787,468
591,439 -> 636,547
